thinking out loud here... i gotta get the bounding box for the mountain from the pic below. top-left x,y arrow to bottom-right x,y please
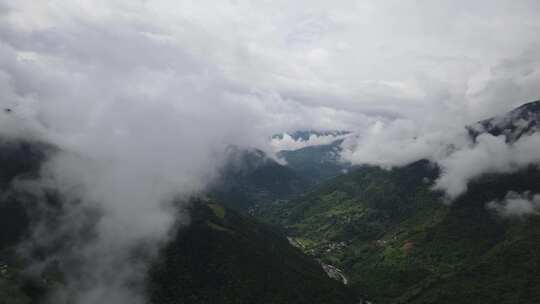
270,130 -> 351,185
3,100 -> 540,304
272,130 -> 349,141
209,147 -> 310,211
277,139 -> 350,185
0,139 -> 58,304
0,140 -> 353,304
468,99 -> 540,142
210,136 -> 352,213
0,139 -> 54,250
255,160 -> 443,302
148,200 -> 357,304
256,101 -> 540,303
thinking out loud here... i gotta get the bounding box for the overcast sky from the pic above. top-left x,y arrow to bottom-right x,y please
2,0 -> 540,138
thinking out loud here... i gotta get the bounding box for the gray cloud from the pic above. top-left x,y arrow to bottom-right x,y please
340,118 -> 469,169
468,45 -> 540,118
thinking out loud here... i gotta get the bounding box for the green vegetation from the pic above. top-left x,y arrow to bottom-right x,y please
148,201 -> 358,304
256,161 -> 540,303
0,140 -> 357,304
4,101 -> 540,304
210,148 -> 309,211
0,272 -> 31,304
277,139 -> 347,184
0,249 -> 62,304
207,203 -> 226,219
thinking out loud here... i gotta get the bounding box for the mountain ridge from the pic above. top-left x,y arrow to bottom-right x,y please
468,99 -> 540,142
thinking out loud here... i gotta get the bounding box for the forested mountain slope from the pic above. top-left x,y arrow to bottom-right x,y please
256,101 -> 540,303
0,140 -> 357,304
210,148 -> 310,211
148,201 -> 357,304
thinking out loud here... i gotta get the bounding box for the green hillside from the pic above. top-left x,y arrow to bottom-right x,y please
256,162 -> 540,303
277,139 -> 348,185
0,140 -> 357,304
148,200 -> 358,304
210,148 -> 310,211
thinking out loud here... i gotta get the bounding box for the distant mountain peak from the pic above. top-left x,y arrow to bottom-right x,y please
468,99 -> 540,142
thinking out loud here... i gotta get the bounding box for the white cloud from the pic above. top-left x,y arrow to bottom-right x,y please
340,118 -> 469,169
434,133 -> 540,199
487,191 -> 540,217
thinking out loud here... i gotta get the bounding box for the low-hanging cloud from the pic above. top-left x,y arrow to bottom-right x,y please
340,118 -> 469,169
341,115 -> 540,200
487,191 -> 540,217
434,133 -> 540,199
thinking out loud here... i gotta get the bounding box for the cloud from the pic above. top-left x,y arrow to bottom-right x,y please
270,132 -> 348,152
340,118 -> 469,169
341,116 -> 540,201
487,191 -> 540,217
434,133 -> 540,199
467,44 -> 540,118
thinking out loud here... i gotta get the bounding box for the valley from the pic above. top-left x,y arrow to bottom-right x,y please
223,101 -> 540,303
1,101 -> 540,303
